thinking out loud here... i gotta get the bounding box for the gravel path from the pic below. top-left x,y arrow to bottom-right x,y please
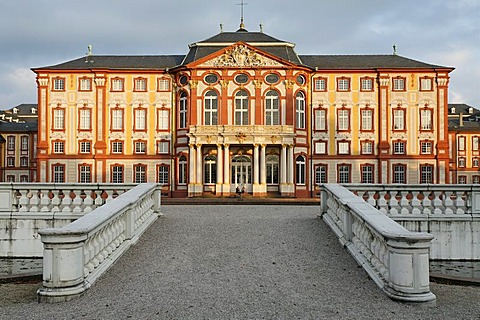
1,205 -> 479,319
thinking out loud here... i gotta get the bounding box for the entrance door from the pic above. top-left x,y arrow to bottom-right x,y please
231,155 -> 252,192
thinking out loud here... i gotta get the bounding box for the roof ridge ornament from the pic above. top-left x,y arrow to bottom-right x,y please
237,0 -> 248,31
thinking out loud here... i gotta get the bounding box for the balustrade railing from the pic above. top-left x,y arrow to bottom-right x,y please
321,184 -> 436,304
37,183 -> 161,303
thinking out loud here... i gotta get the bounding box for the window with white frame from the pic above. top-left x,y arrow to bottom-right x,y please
421,141 -> 433,154
79,78 -> 92,91
20,157 -> 28,167
79,109 -> 91,130
337,78 -> 350,91
361,109 -> 373,130
420,78 -> 432,91
458,176 -> 467,184
53,109 -> 65,130
205,90 -> 219,125
338,164 -> 350,183
393,164 -> 406,183
79,165 -> 91,183
112,165 -> 124,183
393,109 -> 405,130
361,78 -> 373,91
473,136 -> 479,151
179,92 -> 187,129
20,175 -> 28,182
7,136 -> 15,150
361,141 -> 374,154
265,90 -> 279,125
7,157 -> 15,167
473,158 -> 479,167
315,165 -> 327,184
295,92 -> 306,129
393,141 -> 406,154
53,141 -> 64,154
21,136 -> 29,151
135,141 -> 146,154
315,141 -> 327,154
473,175 -> 480,184
53,78 -> 65,91
458,136 -> 466,151
53,165 -> 65,183
158,78 -> 170,91
135,109 -> 146,130
111,78 -> 124,91
134,165 -> 147,183
295,155 -> 306,185
204,155 -> 217,184
420,165 -> 433,184
178,156 -> 187,184
361,165 -> 374,183
135,78 -> 147,91
458,157 -> 466,167
315,109 -> 326,131
157,141 -> 169,154
80,141 -> 91,153
112,141 -> 123,154
337,109 -> 350,131
266,155 -> 279,184
6,175 -> 15,182
235,90 -> 249,126
314,78 -> 326,91
420,109 -> 432,130
393,78 -> 405,91
112,109 -> 124,130
338,141 -> 350,155
157,109 -> 169,130
157,165 -> 169,184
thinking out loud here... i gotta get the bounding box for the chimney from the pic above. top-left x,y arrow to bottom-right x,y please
459,112 -> 464,127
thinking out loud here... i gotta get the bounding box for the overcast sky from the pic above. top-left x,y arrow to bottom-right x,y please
0,0 -> 478,109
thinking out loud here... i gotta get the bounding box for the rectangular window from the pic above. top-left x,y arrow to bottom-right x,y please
393,141 -> 406,154
53,78 -> 65,91
112,109 -> 124,130
420,141 -> 433,154
112,141 -> 123,154
20,157 -> 28,167
53,165 -> 65,183
135,109 -> 146,130
361,109 -> 373,131
337,109 -> 350,131
337,78 -> 350,91
458,175 -> 467,184
7,136 -> 15,151
338,141 -> 350,155
420,165 -> 433,184
135,141 -> 146,154
79,165 -> 91,183
157,166 -> 169,184
7,157 -> 15,167
112,166 -> 124,183
80,141 -> 91,154
458,136 -> 466,151
53,141 -> 65,154
134,165 -> 147,183
420,109 -> 432,130
360,78 -> 373,91
79,109 -> 91,130
79,78 -> 92,91
458,157 -> 466,167
134,78 -> 147,91
393,77 -> 405,91
157,141 -> 169,154
393,165 -> 406,183
361,141 -> 374,154
315,141 -> 327,154
157,109 -> 169,130
473,158 -> 479,167
21,136 -> 29,151
473,136 -> 479,151
337,164 -> 351,183
473,175 -> 480,184
53,109 -> 65,130
6,175 -> 15,182
314,78 -> 326,91
111,78 -> 124,91
420,78 -> 432,91
393,109 -> 405,130
315,165 -> 327,184
315,109 -> 326,131
158,78 -> 170,91
361,165 -> 374,184
20,175 -> 28,182
178,157 -> 187,184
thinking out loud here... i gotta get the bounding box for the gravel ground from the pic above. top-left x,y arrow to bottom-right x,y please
1,205 -> 479,319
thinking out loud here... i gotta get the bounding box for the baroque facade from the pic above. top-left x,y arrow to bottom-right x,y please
31,24 -> 455,197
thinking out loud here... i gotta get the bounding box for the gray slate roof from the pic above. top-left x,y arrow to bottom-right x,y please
448,103 -> 480,131
196,31 -> 288,44
299,55 -> 450,69
0,121 -> 37,132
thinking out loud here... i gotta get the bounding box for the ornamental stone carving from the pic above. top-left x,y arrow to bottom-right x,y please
203,45 -> 281,68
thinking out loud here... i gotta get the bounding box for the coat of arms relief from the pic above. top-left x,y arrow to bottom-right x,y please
203,45 -> 282,67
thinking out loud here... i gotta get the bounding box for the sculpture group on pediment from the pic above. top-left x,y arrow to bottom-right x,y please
208,45 -> 280,68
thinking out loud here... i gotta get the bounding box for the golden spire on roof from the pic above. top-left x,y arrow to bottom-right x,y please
237,0 -> 248,31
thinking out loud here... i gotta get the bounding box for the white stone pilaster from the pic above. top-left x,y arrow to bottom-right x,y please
281,144 -> 287,184
253,144 -> 259,185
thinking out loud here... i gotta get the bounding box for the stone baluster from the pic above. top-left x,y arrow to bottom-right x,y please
444,191 -> 454,214
377,191 -> 388,214
399,191 -> 411,214
18,190 -> 30,212
454,192 -> 466,214
422,192 -> 432,214
29,190 -> 39,212
432,191 -> 444,214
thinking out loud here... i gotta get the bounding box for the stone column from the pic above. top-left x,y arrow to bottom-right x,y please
281,144 -> 287,184
196,144 -> 202,185
223,144 -> 230,184
189,144 -> 196,183
260,144 -> 266,184
288,145 -> 294,184
253,144 -> 259,185
216,144 -> 223,190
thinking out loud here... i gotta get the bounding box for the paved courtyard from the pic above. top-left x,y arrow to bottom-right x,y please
1,205 -> 479,319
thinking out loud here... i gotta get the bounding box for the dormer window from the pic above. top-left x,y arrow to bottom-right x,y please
13,107 -> 18,114
469,107 -> 474,114
450,107 -> 456,114
31,107 -> 37,114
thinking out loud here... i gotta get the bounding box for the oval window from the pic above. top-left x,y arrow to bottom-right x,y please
235,73 -> 249,84
179,75 -> 188,86
296,75 -> 306,85
265,73 -> 279,84
204,73 -> 218,84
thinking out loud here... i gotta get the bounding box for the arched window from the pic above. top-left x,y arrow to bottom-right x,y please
235,90 -> 249,125
295,92 -> 305,129
178,155 -> 187,185
266,154 -> 279,184
265,90 -> 279,125
295,155 -> 306,185
204,90 -> 218,125
204,155 -> 217,184
179,92 -> 187,128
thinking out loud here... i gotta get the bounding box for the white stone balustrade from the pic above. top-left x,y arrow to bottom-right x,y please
321,184 -> 436,305
37,183 -> 161,303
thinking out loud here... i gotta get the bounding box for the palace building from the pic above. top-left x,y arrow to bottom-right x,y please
31,22 -> 455,198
